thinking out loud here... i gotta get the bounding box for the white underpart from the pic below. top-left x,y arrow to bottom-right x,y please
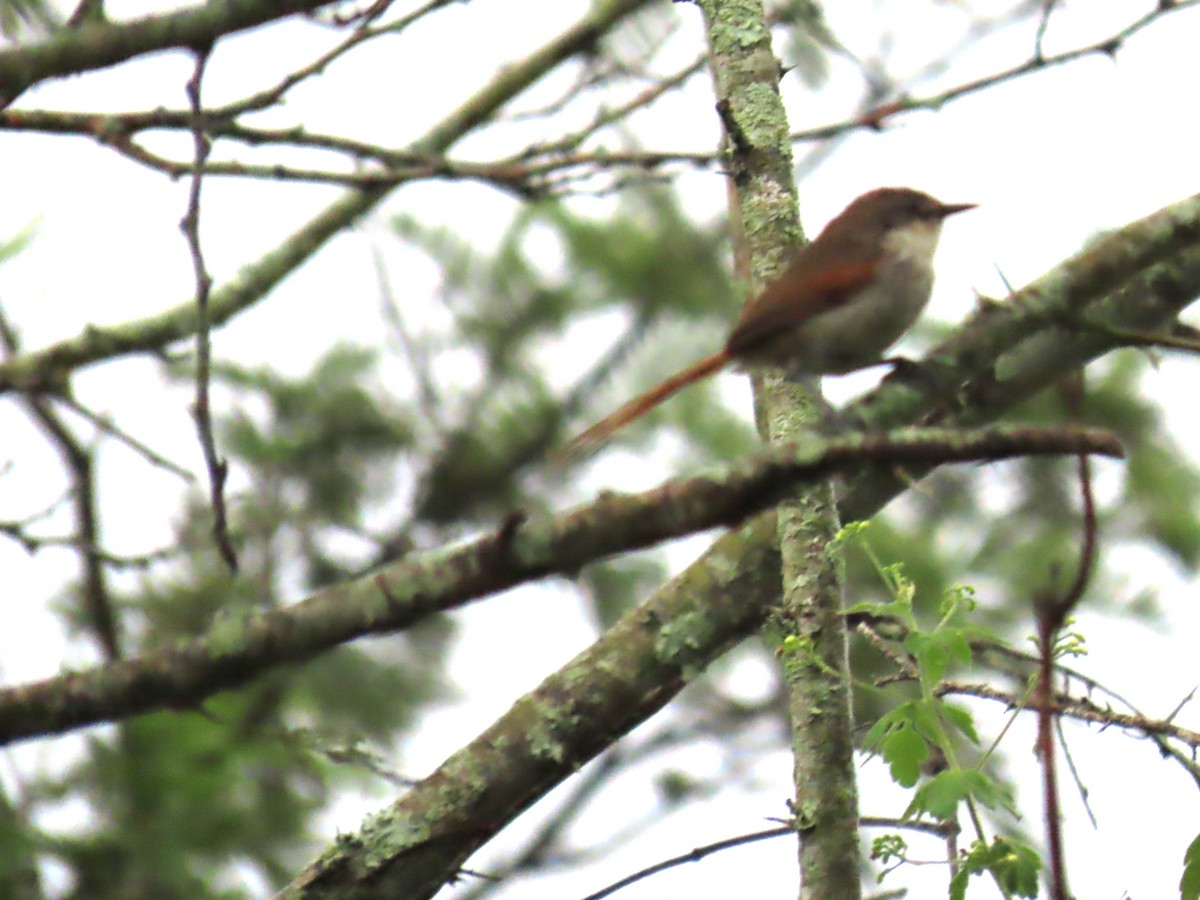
786,219 -> 943,373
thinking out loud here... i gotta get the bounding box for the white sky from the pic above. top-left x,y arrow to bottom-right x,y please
3,1 -> 1200,898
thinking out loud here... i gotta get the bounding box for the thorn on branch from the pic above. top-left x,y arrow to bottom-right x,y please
481,512 -> 527,571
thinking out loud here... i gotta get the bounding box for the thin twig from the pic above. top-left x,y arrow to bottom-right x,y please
1033,374 -> 1098,900
3,1 -> 1194,201
1035,613 -> 1068,900
211,0 -> 459,118
581,815 -> 956,900
53,394 -> 195,483
800,0 -> 1200,138
365,223 -> 444,430
1033,0 -> 1058,63
0,307 -> 120,658
932,679 -> 1200,750
1053,713 -> 1098,829
579,825 -> 793,900
182,46 -> 238,573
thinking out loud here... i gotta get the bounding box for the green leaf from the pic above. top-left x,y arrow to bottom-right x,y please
905,627 -> 971,686
951,837 -> 1041,900
940,703 -> 980,745
907,698 -> 943,746
882,727 -> 928,788
865,702 -> 919,749
905,769 -> 1014,821
908,770 -> 968,820
845,592 -> 915,627
870,833 -> 907,867
1180,832 -> 1200,900
961,770 -> 1016,815
904,631 -> 949,684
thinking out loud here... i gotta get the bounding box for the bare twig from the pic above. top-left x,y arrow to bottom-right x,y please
0,0 -> 338,102
1033,0 -> 1059,63
366,224 -> 444,430
579,824 -> 794,900
837,0 -> 1199,136
1031,374 -> 1096,900
581,815 -> 956,900
2,1 -> 1194,201
1034,613 -> 1068,900
53,394 -> 194,483
181,47 -> 238,573
0,310 -> 120,659
932,679 -> 1200,750
1053,713 -> 1099,829
529,53 -> 708,156
211,0 -> 460,118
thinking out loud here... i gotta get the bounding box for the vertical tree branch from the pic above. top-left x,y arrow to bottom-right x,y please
695,1 -> 861,897
774,469 -> 859,898
0,313 -> 121,660
182,45 -> 238,572
1034,374 -> 1097,900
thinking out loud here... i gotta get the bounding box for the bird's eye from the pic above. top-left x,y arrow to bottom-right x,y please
894,199 -> 925,224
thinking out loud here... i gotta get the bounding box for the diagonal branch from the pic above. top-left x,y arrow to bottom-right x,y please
0,424 -> 1119,748
0,0 -> 337,101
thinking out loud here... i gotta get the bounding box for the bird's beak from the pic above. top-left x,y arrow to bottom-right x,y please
936,202 -> 977,218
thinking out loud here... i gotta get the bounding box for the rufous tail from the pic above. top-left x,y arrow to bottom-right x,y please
557,349 -> 731,460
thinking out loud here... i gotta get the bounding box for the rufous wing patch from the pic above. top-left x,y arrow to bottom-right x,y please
725,260 -> 878,358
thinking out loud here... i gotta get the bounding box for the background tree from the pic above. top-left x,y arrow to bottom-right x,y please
1,1 -> 1200,898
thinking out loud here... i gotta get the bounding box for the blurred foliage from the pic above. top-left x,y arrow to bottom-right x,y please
391,187 -> 748,528
214,345 -> 416,563
845,347 -> 1200,728
580,553 -> 668,630
5,341 -> 449,898
389,186 -> 756,622
847,349 -> 1200,622
0,0 -> 56,39
59,707 -> 323,899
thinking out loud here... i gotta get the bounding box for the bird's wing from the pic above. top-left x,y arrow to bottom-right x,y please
724,258 -> 878,358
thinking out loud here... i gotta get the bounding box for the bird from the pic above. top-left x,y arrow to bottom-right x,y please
560,187 -> 974,457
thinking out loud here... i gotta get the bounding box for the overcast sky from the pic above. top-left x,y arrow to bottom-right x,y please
3,2 -> 1200,898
